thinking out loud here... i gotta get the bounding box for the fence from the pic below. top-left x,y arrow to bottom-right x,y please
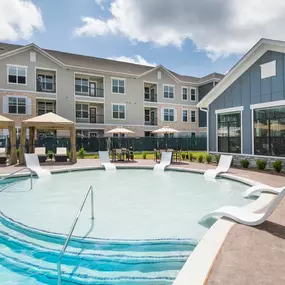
3,136 -> 207,153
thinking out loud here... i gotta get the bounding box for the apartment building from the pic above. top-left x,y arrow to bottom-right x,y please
0,42 -> 223,138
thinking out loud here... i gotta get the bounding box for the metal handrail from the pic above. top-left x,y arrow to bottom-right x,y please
57,186 -> 94,285
0,167 -> 33,191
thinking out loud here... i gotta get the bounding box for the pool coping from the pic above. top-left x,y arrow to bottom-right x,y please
0,165 -> 276,284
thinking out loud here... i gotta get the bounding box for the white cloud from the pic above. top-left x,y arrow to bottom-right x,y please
0,0 -> 44,41
94,0 -> 106,9
108,55 -> 156,66
74,0 -> 285,60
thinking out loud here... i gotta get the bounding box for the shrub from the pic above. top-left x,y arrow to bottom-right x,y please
77,147 -> 85,159
215,154 -> 221,165
156,152 -> 161,160
198,154 -> 203,163
181,152 -> 186,160
240,159 -> 250,168
205,154 -> 212,164
142,151 -> 147,159
67,150 -> 70,159
47,150 -> 54,160
272,160 -> 283,173
256,159 -> 267,170
16,148 -> 20,158
189,153 -> 193,162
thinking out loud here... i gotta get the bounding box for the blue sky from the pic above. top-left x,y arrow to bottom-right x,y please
2,0 -> 273,78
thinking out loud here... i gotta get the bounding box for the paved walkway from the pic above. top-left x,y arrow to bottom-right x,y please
1,159 -> 285,284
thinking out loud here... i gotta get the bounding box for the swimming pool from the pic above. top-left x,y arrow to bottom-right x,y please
0,168 -> 250,284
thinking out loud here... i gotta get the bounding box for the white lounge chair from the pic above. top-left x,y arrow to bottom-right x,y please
55,147 -> 67,162
34,147 -> 47,162
99,151 -> 116,171
24,154 -> 51,177
243,184 -> 284,198
201,188 -> 285,226
204,155 -> 233,179
0,148 -> 7,164
154,151 -> 172,171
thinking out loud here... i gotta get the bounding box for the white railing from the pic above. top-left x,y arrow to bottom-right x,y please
57,186 -> 94,285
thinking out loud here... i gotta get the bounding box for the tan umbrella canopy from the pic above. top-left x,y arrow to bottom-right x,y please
152,126 -> 180,134
106,126 -> 135,135
19,112 -> 77,164
0,115 -> 17,165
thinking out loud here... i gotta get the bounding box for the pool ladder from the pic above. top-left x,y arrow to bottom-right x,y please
0,167 -> 33,191
57,185 -> 94,285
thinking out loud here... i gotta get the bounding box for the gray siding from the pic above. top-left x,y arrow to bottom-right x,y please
209,51 -> 285,154
198,82 -> 214,127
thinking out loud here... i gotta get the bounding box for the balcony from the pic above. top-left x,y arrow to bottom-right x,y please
75,85 -> 104,98
144,118 -> 158,126
144,83 -> 158,102
36,82 -> 56,93
76,115 -> 104,124
144,93 -> 157,102
36,69 -> 56,93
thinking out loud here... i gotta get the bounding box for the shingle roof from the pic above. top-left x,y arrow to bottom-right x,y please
0,42 -> 224,83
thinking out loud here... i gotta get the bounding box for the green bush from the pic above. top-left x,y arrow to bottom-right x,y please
181,152 -> 186,160
215,154 -> 221,165
67,150 -> 70,159
77,147 -> 85,159
272,160 -> 283,173
240,159 -> 250,168
256,159 -> 267,170
16,148 -> 20,158
205,154 -> 212,164
189,153 -> 193,162
198,154 -> 203,163
47,150 -> 54,160
142,151 -> 147,159
156,152 -> 161,160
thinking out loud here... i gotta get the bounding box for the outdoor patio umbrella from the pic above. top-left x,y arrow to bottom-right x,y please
152,126 -> 179,149
106,126 -> 135,149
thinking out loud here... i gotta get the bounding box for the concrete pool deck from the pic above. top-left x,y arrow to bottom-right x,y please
1,159 -> 285,284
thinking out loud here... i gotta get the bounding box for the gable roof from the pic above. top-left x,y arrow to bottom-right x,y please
197,38 -> 285,108
0,42 -> 223,84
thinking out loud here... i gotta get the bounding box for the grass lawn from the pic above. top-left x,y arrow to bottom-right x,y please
83,151 -> 207,160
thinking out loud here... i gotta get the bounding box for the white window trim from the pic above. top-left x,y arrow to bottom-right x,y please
250,100 -> 285,110
216,109 -> 243,154
7,96 -> 27,115
163,108 -> 175,122
76,103 -> 89,119
181,108 -> 188,123
163,84 -> 175,100
7,64 -> 28,86
190,87 -> 197,102
37,100 -> 56,115
215,106 -> 244,114
35,66 -> 57,94
111,77 -> 126,95
190,110 -> 196,123
111,103 -> 126,120
181,86 -> 188,101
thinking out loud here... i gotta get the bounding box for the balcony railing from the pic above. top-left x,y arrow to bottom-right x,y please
76,115 -> 104,124
144,118 -> 158,126
36,82 -> 56,93
144,93 -> 157,102
75,86 -> 104,98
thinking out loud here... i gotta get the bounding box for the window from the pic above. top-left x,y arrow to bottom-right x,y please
164,85 -> 174,99
8,65 -> 27,84
8,97 -> 26,114
191,132 -> 196,137
37,101 -> 56,116
37,74 -> 55,92
76,130 -> 89,138
191,110 -> 196,123
164,108 -> 175,122
254,106 -> 285,156
145,109 -> 150,121
112,79 -> 125,94
182,109 -> 188,122
113,133 -> 125,137
76,104 -> 89,119
190,88 -> 196,101
218,112 -> 241,153
182,87 -> 188,101
112,104 -> 125,119
75,78 -> 88,93
144,87 -> 150,100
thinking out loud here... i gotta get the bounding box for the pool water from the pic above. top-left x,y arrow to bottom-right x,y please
0,169 -> 251,284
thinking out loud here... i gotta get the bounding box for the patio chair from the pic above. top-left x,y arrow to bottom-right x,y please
99,151 -> 116,171
243,184 -> 285,198
154,151 -> 172,171
24,153 -> 51,177
34,147 -> 47,163
204,155 -> 233,179
201,187 -> 285,226
0,148 -> 7,164
55,147 -> 68,162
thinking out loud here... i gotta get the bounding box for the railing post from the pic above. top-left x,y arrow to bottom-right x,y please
30,169 -> 33,190
91,186 -> 94,220
57,262 -> 62,285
